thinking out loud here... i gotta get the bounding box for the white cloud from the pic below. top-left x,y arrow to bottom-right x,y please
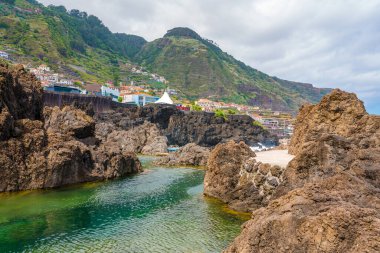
38,0 -> 380,114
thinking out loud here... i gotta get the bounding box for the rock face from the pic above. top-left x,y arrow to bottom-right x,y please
96,121 -> 168,155
165,112 -> 276,147
288,89 -> 372,155
155,143 -> 211,167
225,89 -> 380,253
95,104 -> 277,147
204,141 -> 285,212
0,64 -> 142,192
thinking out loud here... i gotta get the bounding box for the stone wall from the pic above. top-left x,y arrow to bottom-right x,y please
43,91 -> 136,114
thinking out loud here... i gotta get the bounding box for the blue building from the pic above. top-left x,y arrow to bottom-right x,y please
44,85 -> 84,94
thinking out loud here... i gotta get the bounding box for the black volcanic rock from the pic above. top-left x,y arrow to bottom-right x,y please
95,104 -> 277,147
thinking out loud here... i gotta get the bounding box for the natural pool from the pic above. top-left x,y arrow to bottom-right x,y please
0,156 -> 248,253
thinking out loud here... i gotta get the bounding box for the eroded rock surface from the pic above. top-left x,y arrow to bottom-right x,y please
225,89 -> 380,253
155,143 -> 210,167
96,121 -> 168,155
204,141 -> 285,212
0,64 -> 142,192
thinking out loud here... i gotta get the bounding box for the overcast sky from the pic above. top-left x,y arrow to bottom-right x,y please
39,0 -> 380,114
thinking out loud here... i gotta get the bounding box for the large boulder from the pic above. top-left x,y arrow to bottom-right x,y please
155,143 -> 211,166
225,90 -> 380,253
204,141 -> 284,212
225,174 -> 380,253
141,135 -> 168,155
289,89 -> 372,155
92,143 -> 142,179
96,121 -> 168,155
44,106 -> 95,139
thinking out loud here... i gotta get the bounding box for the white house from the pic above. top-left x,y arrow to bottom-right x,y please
0,51 -> 9,59
123,94 -> 159,106
38,64 -> 51,72
47,74 -> 59,83
57,79 -> 73,86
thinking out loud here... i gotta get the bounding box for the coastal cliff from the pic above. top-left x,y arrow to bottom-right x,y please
0,64 -> 142,192
95,104 -> 277,148
204,89 -> 379,252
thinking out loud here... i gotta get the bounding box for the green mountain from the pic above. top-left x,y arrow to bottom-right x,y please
0,1 -> 331,111
0,0 -> 146,83
135,27 -> 331,111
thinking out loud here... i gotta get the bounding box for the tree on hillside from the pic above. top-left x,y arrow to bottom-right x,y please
112,68 -> 120,86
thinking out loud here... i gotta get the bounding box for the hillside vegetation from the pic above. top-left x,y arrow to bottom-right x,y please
135,27 -> 331,111
0,0 -> 146,83
0,1 -> 331,111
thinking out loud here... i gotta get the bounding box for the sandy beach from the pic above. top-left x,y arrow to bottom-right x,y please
255,150 -> 295,168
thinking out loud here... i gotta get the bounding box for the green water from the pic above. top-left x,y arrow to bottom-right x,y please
0,157 -> 248,253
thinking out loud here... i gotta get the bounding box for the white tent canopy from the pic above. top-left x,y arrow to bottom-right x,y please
155,91 -> 174,104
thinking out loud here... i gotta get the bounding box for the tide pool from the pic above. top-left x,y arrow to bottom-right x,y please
0,156 -> 248,253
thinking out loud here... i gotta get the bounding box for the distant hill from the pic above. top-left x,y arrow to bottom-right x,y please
0,1 -> 331,111
0,0 -> 146,83
134,27 -> 331,111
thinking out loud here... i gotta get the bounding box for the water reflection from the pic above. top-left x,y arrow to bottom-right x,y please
0,157 -> 247,253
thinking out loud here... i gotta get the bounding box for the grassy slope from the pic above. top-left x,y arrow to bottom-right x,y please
0,0 -> 146,84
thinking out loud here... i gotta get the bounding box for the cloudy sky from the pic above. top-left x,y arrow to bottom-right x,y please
39,0 -> 380,114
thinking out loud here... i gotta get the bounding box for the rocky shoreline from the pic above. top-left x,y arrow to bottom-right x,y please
0,63 -> 276,192
0,64 -> 142,192
3,63 -> 377,252
204,89 -> 380,252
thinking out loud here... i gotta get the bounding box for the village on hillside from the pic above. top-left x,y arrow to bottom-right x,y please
0,47 -> 295,140
26,63 -> 295,140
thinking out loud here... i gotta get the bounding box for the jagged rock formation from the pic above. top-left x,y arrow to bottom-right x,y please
95,104 -> 277,147
204,141 -> 285,212
225,89 -> 380,253
0,64 -> 142,192
155,143 -> 211,167
289,89 -> 374,155
96,121 -> 168,155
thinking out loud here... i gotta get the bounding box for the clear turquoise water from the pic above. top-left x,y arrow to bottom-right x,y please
0,157 -> 248,253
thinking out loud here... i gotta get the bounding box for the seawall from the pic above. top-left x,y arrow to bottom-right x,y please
43,91 -> 136,112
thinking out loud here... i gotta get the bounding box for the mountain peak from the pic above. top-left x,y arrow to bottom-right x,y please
164,27 -> 202,40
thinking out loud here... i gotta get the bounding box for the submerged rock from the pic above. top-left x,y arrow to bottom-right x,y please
225,89 -> 380,253
0,64 -> 142,192
155,143 -> 211,166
